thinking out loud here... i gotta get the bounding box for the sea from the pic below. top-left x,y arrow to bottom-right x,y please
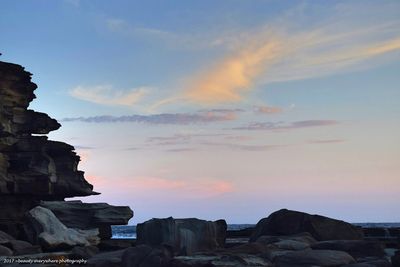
111,223 -> 400,239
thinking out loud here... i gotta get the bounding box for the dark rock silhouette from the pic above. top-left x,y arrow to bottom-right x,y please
137,217 -> 227,255
250,209 -> 364,242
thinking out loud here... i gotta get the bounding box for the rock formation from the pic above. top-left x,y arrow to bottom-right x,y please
39,201 -> 133,239
0,59 -> 133,247
137,217 -> 227,255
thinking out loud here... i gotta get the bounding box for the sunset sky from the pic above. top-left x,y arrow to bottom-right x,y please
1,0 -> 400,223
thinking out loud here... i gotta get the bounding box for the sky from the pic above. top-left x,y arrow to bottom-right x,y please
1,0 -> 400,224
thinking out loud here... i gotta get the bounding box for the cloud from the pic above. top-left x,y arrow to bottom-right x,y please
254,105 -> 283,114
185,40 -> 282,103
201,142 -> 285,151
86,175 -> 234,198
62,110 -> 237,125
233,120 -> 339,130
307,139 -> 345,144
70,85 -> 149,106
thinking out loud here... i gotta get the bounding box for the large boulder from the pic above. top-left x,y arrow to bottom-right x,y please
24,206 -> 100,250
39,201 -> 133,239
250,209 -> 363,241
274,249 -> 356,267
137,217 -> 227,255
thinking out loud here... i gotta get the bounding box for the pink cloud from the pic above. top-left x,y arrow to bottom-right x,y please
85,175 -> 234,199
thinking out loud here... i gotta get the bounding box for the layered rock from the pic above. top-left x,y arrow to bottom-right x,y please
0,59 -> 133,243
0,60 -> 99,237
250,209 -> 364,242
137,217 -> 227,255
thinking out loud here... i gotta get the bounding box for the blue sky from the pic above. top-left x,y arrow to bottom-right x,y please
1,0 -> 400,223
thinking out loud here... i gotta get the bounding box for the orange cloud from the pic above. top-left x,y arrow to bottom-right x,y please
186,40 -> 282,104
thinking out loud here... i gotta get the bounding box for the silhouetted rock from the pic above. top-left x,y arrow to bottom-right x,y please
342,259 -> 391,267
392,250 -> 400,267
0,244 -> 13,256
2,240 -> 42,255
86,249 -> 126,267
0,230 -> 14,244
250,209 -> 363,241
311,240 -> 385,260
24,206 -> 100,250
273,249 -> 355,266
121,245 -> 173,267
71,245 -> 99,260
137,217 -> 226,255
170,254 -> 272,267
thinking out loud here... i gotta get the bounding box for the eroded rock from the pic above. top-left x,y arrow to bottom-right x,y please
24,206 -> 100,250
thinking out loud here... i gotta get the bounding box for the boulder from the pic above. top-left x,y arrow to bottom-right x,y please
271,240 -> 310,251
311,240 -> 385,259
3,240 -> 42,255
250,209 -> 363,241
392,250 -> 400,267
24,206 -> 100,250
274,249 -> 356,266
0,244 -> 13,256
121,245 -> 172,267
71,245 -> 99,260
137,217 -> 227,255
86,249 -> 126,267
256,232 -> 317,245
0,230 -> 14,244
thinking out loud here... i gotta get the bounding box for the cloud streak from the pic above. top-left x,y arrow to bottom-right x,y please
233,120 -> 339,131
62,110 -> 237,125
70,85 -> 149,106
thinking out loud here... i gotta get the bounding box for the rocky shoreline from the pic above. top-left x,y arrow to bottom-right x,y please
0,59 -> 399,266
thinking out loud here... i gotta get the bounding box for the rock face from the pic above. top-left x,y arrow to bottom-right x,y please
137,217 -> 227,255
24,206 -> 100,250
250,209 -> 364,241
0,59 -> 133,241
0,60 -> 98,237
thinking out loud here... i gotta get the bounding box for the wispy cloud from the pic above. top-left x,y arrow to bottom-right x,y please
185,40 -> 282,103
87,175 -> 234,198
70,85 -> 149,106
233,120 -> 339,130
307,139 -> 345,144
143,2 -> 400,106
254,105 -> 283,114
62,110 -> 237,125
201,142 -> 285,152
